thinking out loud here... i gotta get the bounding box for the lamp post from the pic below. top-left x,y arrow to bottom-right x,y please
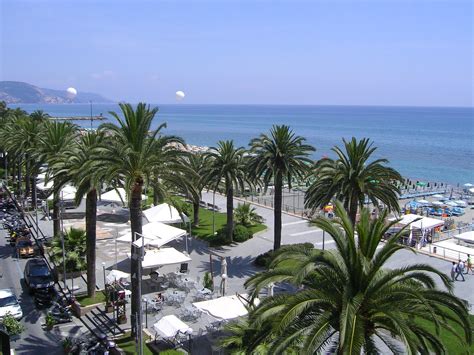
142,297 -> 148,328
60,193 -> 67,291
322,230 -> 326,251
212,191 -> 216,235
102,262 -> 106,289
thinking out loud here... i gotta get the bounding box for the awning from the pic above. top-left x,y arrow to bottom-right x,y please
118,222 -> 186,248
454,231 -> 474,244
153,315 -> 192,338
143,203 -> 189,224
193,294 -> 260,320
127,247 -> 191,269
390,214 -> 444,230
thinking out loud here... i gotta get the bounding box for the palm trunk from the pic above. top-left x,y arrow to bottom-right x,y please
193,201 -> 200,227
274,173 -> 283,250
31,175 -> 37,209
17,158 -> 22,197
25,159 -> 30,200
53,178 -> 60,237
226,185 -> 234,242
348,194 -> 359,226
86,189 -> 97,298
130,179 -> 143,337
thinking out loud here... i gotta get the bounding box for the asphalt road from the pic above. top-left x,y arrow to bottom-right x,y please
0,226 -> 65,354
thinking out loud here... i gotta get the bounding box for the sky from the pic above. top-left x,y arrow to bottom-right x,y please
0,0 -> 472,106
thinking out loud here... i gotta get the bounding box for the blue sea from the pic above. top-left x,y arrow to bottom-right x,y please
11,104 -> 474,185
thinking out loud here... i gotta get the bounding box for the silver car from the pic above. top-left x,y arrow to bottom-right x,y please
0,289 -> 23,320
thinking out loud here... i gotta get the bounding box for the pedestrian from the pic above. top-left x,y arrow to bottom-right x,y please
465,254 -> 473,275
455,259 -> 465,281
451,261 -> 457,282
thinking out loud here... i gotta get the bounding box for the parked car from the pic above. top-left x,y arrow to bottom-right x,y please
16,238 -> 35,258
0,289 -> 23,320
24,258 -> 54,293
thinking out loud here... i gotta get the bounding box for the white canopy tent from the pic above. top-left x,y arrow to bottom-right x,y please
391,214 -> 444,231
37,181 -> 54,191
193,294 -> 260,320
106,269 -> 130,284
454,231 -> 474,245
101,188 -> 146,204
143,203 -> 189,224
47,185 -> 77,200
117,222 -> 186,248
127,247 -> 191,269
154,315 -> 192,339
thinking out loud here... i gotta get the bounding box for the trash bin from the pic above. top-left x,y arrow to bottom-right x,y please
433,247 -> 437,254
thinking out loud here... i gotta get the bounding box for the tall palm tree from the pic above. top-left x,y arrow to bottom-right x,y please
100,102 -> 169,336
30,110 -> 50,121
184,152 -> 208,227
239,201 -> 472,354
49,130 -> 107,297
37,121 -> 78,237
203,140 -> 248,242
248,125 -> 315,250
305,137 -> 402,225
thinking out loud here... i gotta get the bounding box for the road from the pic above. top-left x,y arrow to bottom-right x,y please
0,225 -> 79,354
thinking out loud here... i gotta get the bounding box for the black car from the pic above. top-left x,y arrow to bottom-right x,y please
24,258 -> 54,293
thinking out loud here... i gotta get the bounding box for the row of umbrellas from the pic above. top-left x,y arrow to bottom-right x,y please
412,199 -> 467,208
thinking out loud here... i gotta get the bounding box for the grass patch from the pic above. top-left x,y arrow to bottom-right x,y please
115,333 -> 155,355
191,207 -> 266,241
415,314 -> 474,354
75,291 -> 106,307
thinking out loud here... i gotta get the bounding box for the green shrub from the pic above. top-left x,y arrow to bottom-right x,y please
233,224 -> 252,242
203,271 -> 214,290
2,313 -> 25,335
51,228 -> 86,273
255,243 -> 314,269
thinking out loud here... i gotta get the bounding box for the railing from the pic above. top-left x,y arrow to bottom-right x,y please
421,243 -> 472,262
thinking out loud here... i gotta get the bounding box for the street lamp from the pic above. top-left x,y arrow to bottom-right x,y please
133,231 -> 146,355
142,297 -> 148,328
212,190 -> 216,235
102,262 -> 106,289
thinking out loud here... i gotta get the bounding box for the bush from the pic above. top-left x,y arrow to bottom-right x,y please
51,228 -> 86,273
233,225 -> 252,242
203,271 -> 214,290
255,242 -> 314,269
2,313 -> 25,335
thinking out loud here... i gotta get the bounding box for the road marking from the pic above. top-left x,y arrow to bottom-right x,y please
283,220 -> 308,227
314,239 -> 336,245
290,229 -> 322,237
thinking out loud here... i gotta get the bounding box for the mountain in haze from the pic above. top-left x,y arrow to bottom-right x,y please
0,81 -> 113,104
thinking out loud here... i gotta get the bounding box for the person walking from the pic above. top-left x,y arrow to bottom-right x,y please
465,254 -> 473,275
455,259 -> 465,281
451,261 -> 457,282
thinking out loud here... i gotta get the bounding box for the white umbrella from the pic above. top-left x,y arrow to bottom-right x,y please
432,194 -> 444,199
417,199 -> 429,204
454,200 -> 467,207
469,188 -> 474,194
432,201 -> 444,206
267,283 -> 274,297
106,269 -> 130,284
446,201 -> 458,207
463,183 -> 473,187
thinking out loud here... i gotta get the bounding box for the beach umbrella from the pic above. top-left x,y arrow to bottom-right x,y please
469,188 -> 474,194
432,201 -> 444,206
432,194 -> 444,199
417,199 -> 429,204
463,183 -> 473,187
267,283 -> 274,297
416,182 -> 427,187
106,269 -> 130,284
445,201 -> 457,207
454,200 -> 467,207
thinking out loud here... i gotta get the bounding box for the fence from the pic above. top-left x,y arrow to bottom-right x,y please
241,188 -> 311,217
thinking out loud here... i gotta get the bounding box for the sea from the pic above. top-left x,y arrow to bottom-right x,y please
11,103 -> 474,185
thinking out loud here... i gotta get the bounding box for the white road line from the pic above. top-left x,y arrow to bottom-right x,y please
283,220 -> 308,227
290,229 -> 322,237
314,240 -> 336,246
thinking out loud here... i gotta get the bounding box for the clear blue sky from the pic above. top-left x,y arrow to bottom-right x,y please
1,0 -> 472,106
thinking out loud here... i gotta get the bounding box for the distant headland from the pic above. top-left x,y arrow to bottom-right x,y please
0,81 -> 113,104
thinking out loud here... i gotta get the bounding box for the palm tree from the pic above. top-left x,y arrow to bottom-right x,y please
305,137 -> 402,225
184,152 -> 208,227
100,102 -> 170,336
37,121 -> 78,237
240,202 -> 472,354
30,110 -> 50,121
49,130 -> 107,297
203,140 -> 248,242
248,125 -> 315,250
234,203 -> 263,227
